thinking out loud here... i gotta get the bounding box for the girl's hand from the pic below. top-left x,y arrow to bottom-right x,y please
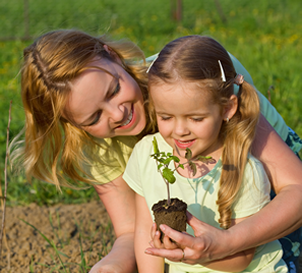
150,223 -> 179,250
146,211 -> 230,265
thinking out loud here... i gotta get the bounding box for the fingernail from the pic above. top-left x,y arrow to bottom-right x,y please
145,250 -> 151,254
152,223 -> 156,227
155,231 -> 160,236
160,225 -> 165,231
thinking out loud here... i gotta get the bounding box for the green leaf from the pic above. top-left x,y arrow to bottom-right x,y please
158,158 -> 165,163
185,148 -> 192,160
189,162 -> 197,176
171,156 -> 180,163
163,157 -> 174,165
152,137 -> 159,154
178,164 -> 184,169
162,167 -> 176,184
157,164 -> 163,170
196,155 -> 212,163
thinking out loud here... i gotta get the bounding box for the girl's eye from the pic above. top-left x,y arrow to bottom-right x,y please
191,117 -> 204,122
87,111 -> 102,126
159,116 -> 171,121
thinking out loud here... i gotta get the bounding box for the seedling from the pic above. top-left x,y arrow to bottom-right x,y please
150,137 -> 212,206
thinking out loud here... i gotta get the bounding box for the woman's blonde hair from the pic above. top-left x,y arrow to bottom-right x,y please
148,35 -> 260,229
16,29 -> 150,189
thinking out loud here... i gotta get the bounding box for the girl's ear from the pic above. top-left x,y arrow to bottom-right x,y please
223,94 -> 238,120
103,45 -> 123,65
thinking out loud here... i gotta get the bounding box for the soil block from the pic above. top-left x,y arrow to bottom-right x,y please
151,198 -> 187,242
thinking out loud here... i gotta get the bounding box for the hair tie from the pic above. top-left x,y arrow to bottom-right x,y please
234,74 -> 244,86
146,55 -> 159,73
218,60 -> 226,82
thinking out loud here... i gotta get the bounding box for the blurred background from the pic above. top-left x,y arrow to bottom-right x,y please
1,0 -> 302,206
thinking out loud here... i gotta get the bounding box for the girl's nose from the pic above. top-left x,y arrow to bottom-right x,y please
173,120 -> 190,136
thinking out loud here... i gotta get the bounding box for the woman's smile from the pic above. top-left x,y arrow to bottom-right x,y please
67,58 -> 146,138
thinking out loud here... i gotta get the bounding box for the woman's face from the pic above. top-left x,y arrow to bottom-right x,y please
66,58 -> 146,138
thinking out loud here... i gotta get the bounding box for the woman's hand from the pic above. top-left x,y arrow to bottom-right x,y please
146,211 -> 232,265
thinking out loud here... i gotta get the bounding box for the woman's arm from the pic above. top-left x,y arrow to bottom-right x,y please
89,175 -> 137,273
145,115 -> 302,263
196,217 -> 255,272
135,193 -> 165,273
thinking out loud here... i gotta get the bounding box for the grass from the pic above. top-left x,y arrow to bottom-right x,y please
0,0 -> 302,204
20,215 -> 103,272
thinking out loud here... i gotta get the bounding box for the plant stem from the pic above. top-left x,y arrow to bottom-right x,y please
155,159 -> 172,205
166,182 -> 171,206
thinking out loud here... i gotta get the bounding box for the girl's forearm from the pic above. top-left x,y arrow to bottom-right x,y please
135,194 -> 165,273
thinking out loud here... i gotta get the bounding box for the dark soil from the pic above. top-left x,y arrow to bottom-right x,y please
0,201 -> 301,272
152,198 -> 187,241
0,200 -> 115,273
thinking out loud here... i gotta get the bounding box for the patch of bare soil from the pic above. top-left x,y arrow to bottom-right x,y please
0,200 -> 115,272
1,201 -> 302,272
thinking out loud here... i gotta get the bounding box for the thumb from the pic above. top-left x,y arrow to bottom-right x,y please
186,211 -> 205,233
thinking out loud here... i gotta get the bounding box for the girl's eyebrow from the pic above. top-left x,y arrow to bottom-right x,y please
78,74 -> 119,126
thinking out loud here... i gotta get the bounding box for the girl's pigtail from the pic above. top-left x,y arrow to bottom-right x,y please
217,80 -> 260,229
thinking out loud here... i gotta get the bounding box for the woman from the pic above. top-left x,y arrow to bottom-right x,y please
16,29 -> 302,273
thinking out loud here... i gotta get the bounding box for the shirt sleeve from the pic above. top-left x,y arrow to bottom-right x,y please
231,155 -> 271,219
85,136 -> 137,184
123,141 -> 145,196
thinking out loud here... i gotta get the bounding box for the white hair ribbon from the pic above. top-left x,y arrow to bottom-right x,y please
218,60 -> 226,82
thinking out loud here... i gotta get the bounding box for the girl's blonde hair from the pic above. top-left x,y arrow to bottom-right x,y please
16,29 -> 150,189
148,35 -> 260,229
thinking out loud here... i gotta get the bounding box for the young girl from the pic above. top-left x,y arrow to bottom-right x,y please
15,29 -> 302,272
123,35 -> 288,272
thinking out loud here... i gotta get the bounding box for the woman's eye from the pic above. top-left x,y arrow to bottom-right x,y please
87,111 -> 102,126
111,82 -> 120,97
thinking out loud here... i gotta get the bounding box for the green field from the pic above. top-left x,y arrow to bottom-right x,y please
1,0 -> 302,206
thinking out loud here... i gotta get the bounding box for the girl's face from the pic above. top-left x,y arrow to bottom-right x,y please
66,58 -> 146,138
150,80 -> 229,160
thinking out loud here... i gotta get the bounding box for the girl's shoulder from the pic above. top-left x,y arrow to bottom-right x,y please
244,153 -> 271,190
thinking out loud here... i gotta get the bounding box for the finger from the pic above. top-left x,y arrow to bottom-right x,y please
186,211 -> 203,229
145,247 -> 186,263
148,239 -> 155,248
150,222 -> 157,239
162,235 -> 178,250
159,224 -> 195,247
153,230 -> 164,249
186,211 -> 211,236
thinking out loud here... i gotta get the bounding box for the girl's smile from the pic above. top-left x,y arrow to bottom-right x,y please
174,138 -> 196,149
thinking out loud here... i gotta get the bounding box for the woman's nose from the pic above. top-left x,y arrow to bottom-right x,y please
106,103 -> 125,123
